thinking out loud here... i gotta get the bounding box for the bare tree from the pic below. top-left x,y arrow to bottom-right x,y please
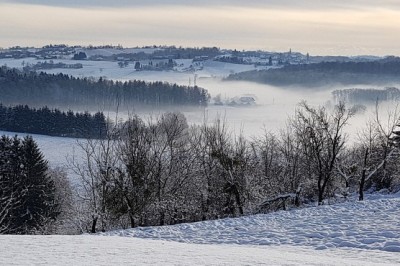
278,126 -> 304,205
292,101 -> 353,204
252,127 -> 303,212
369,102 -> 400,190
204,119 -> 252,216
356,104 -> 399,200
153,112 -> 195,224
114,116 -> 157,227
188,124 -> 220,220
44,168 -> 76,234
71,129 -> 120,233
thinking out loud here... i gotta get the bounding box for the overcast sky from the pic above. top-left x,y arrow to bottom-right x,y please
0,0 -> 399,55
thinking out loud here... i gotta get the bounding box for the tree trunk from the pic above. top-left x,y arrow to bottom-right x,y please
129,213 -> 135,228
91,216 -> 98,234
159,211 -> 165,226
359,179 -> 365,201
295,189 -> 301,207
318,190 -> 324,205
359,148 -> 369,201
317,176 -> 324,205
232,184 -> 244,215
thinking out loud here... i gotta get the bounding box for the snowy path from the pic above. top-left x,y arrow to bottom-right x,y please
102,195 -> 400,253
0,235 -> 398,266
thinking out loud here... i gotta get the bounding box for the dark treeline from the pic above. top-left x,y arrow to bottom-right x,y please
22,61 -> 83,72
105,46 -> 221,61
278,57 -> 400,74
0,104 -> 107,138
73,103 -> 400,233
214,55 -> 249,65
153,46 -> 220,59
0,67 -> 210,107
227,57 -> 400,86
332,87 -> 400,104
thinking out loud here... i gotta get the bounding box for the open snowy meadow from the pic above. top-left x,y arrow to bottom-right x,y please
101,194 -> 400,253
0,193 -> 399,265
0,235 -> 398,266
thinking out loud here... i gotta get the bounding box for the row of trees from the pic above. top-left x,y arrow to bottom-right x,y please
0,104 -> 107,138
0,136 -> 60,234
73,102 -> 400,233
1,102 -> 399,234
227,58 -> 400,86
0,67 -> 210,107
332,87 -> 400,104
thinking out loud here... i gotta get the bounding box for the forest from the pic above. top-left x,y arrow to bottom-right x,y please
1,102 -> 400,234
227,57 -> 400,86
0,66 -> 210,107
99,46 -> 221,61
73,103 -> 400,233
332,87 -> 400,104
0,104 -> 107,138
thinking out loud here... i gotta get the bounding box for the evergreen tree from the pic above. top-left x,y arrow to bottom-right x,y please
19,136 -> 58,232
0,104 -> 108,138
0,135 -> 59,234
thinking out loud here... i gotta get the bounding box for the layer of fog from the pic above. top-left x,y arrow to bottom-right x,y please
3,58 -> 400,187
2,57 -> 400,141
111,76 -> 399,143
126,78 -> 330,137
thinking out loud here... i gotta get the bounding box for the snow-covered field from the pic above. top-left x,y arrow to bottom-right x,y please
0,235 -> 398,266
101,194 -> 400,253
0,57 -> 261,85
1,194 -> 399,265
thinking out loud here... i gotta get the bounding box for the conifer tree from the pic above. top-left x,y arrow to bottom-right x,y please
0,136 -> 59,234
17,136 -> 59,232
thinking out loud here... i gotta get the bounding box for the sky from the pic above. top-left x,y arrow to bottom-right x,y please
0,0 -> 400,56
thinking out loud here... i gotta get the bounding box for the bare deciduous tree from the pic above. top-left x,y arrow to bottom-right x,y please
292,102 -> 353,204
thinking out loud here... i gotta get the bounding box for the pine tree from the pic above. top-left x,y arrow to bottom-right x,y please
0,135 -> 59,234
16,136 -> 59,233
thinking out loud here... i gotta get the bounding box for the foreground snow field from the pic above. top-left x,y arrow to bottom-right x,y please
102,194 -> 400,253
0,188 -> 399,265
0,235 -> 399,266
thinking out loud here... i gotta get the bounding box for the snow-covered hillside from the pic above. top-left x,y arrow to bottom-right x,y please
1,194 -> 399,265
0,57 -> 262,85
0,235 -> 398,266
101,194 -> 400,253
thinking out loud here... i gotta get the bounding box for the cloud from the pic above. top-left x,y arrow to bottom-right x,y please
2,0 -> 400,10
0,1 -> 399,55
